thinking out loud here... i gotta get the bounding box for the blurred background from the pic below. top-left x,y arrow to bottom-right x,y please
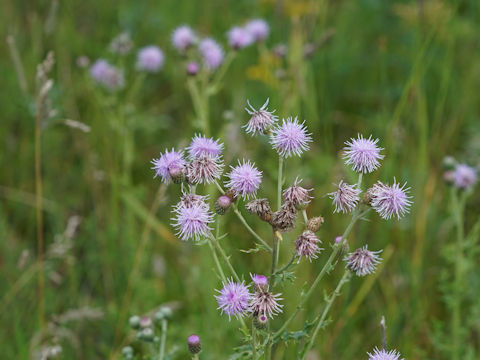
1,0 -> 480,359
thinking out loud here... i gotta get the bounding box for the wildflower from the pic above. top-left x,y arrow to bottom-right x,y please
214,195 -> 232,215
76,55 -> 90,68
368,180 -> 412,220
343,134 -> 384,173
452,163 -> 477,189
225,160 -> 262,199
245,198 -> 272,222
271,202 -> 297,232
172,26 -> 196,52
128,315 -> 141,329
250,274 -> 269,292
295,230 -> 322,260
109,32 -> 133,55
89,59 -> 124,91
283,177 -> 313,209
186,155 -> 223,185
215,279 -> 251,319
344,245 -> 382,276
171,200 -> 213,241
177,193 -> 209,209
227,26 -> 254,49
328,181 -> 361,213
270,117 -> 312,157
136,46 -> 164,72
187,334 -> 202,354
199,38 -> 224,70
151,149 -> 186,184
250,285 -> 283,319
245,19 -> 269,42
187,134 -> 223,159
186,61 -> 200,76
367,347 -> 403,360
273,44 -> 287,58
244,98 -> 278,136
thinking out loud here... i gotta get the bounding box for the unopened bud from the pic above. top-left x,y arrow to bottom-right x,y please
253,314 -> 268,330
251,274 -> 269,292
129,315 -> 141,329
214,195 -> 232,215
168,165 -> 185,184
187,334 -> 202,354
121,346 -> 133,359
141,328 -> 154,342
442,156 -> 457,170
306,216 -> 324,232
186,61 -> 200,76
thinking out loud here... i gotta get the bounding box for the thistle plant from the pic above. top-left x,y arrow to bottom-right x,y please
136,98 -> 413,359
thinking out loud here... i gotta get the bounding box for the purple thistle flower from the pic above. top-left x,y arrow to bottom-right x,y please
187,134 -> 224,159
328,180 -> 361,213
295,230 -> 322,261
225,160 -> 262,199
344,245 -> 382,276
245,19 -> 269,42
283,177 -> 313,208
270,117 -> 312,158
187,334 -> 201,354
151,149 -> 186,184
250,274 -> 269,291
199,38 -> 224,70
136,46 -> 164,73
244,98 -> 278,136
186,155 -> 223,185
186,61 -> 200,76
227,26 -> 254,49
343,134 -> 384,173
90,59 -> 125,91
452,163 -> 477,189
250,289 -> 283,319
171,25 -> 196,52
369,180 -> 412,220
172,199 -> 213,241
367,347 -> 403,360
215,279 -> 252,320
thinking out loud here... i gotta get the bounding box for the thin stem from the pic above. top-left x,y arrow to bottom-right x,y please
208,239 -> 226,282
158,319 -> 168,360
270,230 -> 281,277
192,355 -> 200,360
300,271 -> 351,358
380,316 -> 387,350
251,320 -> 258,360
274,252 -> 298,276
277,157 -> 284,210
301,209 -> 309,225
210,234 -> 240,282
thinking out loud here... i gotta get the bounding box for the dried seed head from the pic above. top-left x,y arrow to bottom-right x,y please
245,198 -> 272,222
344,245 -> 382,276
283,177 -> 313,209
270,202 -> 297,232
295,230 -> 322,260
249,290 -> 283,318
306,216 -> 324,232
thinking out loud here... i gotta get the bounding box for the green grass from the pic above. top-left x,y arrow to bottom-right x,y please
1,0 -> 479,359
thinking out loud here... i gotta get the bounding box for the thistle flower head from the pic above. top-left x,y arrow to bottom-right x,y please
186,155 -> 224,184
245,198 -> 272,221
136,46 -> 164,72
199,38 -> 224,70
151,149 -> 186,184
271,202 -> 297,233
109,32 -> 133,55
227,26 -> 254,49
225,160 -> 262,199
186,61 -> 200,76
171,26 -> 196,52
250,290 -> 283,319
214,195 -> 232,215
177,193 -> 209,210
270,117 -> 312,158
187,334 -> 201,354
343,134 -> 384,173
187,134 -> 224,159
452,163 -> 477,189
215,279 -> 251,319
172,199 -> 213,241
244,98 -> 278,136
367,347 -> 403,360
250,274 -> 269,291
344,245 -> 382,276
295,230 -> 322,260
369,180 -> 412,220
90,59 -> 124,91
245,19 -> 269,41
283,177 -> 313,208
328,180 -> 361,213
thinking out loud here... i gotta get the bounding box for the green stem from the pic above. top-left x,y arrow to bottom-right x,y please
252,320 -> 258,360
192,355 -> 199,360
208,238 -> 226,282
209,234 -> 240,282
277,157 -> 284,210
158,319 -> 168,360
301,209 -> 309,225
300,271 -> 352,359
270,231 -> 281,277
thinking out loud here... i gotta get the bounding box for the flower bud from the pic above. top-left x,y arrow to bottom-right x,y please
187,334 -> 202,354
141,328 -> 154,342
253,314 -> 268,330
251,274 -> 269,292
186,61 -> 199,76
306,216 -> 324,232
442,156 -> 457,170
128,315 -> 141,329
140,317 -> 152,329
214,195 -> 232,215
168,165 -> 185,184
122,346 -> 133,359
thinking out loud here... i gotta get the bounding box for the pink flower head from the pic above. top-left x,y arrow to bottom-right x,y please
369,180 -> 412,220
367,347 -> 404,360
328,180 -> 361,213
452,163 -> 477,189
343,134 -> 384,173
186,155 -> 224,185
227,26 -> 254,49
283,177 -> 313,208
225,160 -> 262,199
344,245 -> 382,276
90,59 -> 124,91
215,279 -> 251,319
295,230 -> 322,261
270,117 -> 312,157
136,46 -> 164,72
187,134 -> 224,159
249,289 -> 283,319
250,274 -> 269,291
245,19 -> 269,42
244,98 -> 278,136
151,149 -> 186,184
199,38 -> 224,70
172,26 -> 196,52
172,198 -> 213,241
